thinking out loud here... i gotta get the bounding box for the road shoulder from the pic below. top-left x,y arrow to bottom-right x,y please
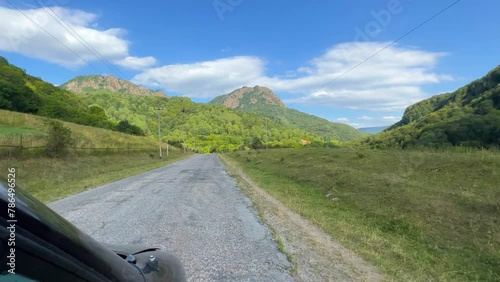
219,154 -> 383,282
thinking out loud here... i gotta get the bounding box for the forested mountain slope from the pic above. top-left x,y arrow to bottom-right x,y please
0,56 -> 134,133
358,65 -> 500,148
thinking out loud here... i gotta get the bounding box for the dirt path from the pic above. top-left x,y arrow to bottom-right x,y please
220,155 -> 383,282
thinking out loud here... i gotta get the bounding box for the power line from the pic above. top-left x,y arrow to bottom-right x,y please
32,0 -> 155,96
8,0 -> 162,100
4,0 -> 104,73
309,0 -> 463,96
34,0 -> 126,77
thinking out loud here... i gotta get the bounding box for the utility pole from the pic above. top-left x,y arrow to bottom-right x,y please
154,105 -> 163,158
266,118 -> 268,150
183,131 -> 187,154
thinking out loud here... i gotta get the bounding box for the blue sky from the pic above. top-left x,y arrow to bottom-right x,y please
1,0 -> 499,128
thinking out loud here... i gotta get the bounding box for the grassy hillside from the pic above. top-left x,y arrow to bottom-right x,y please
0,109 -> 157,149
224,148 -> 500,281
360,66 -> 500,148
75,90 -> 328,152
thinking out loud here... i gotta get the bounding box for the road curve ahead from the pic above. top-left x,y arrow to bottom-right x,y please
50,154 -> 292,282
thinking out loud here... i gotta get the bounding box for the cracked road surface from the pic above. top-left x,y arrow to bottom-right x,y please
49,154 -> 292,282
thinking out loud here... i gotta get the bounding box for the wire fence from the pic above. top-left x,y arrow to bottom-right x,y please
0,135 -> 161,158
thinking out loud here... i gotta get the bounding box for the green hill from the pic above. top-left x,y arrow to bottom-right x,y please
358,65 -> 500,148
0,56 -> 144,136
0,109 -> 157,149
210,86 -> 367,141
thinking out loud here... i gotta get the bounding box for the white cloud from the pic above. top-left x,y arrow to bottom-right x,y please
134,42 -> 450,111
336,117 -> 349,122
114,56 -> 157,71
358,116 -> 374,120
348,116 -> 400,129
383,116 -> 399,121
132,56 -> 265,98
284,86 -> 424,112
0,6 -> 155,70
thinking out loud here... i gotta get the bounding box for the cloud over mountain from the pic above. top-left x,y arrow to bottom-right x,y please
133,42 -> 451,112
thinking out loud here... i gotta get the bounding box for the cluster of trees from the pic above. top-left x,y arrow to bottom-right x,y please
226,104 -> 368,142
357,65 -> 500,149
0,57 -> 144,136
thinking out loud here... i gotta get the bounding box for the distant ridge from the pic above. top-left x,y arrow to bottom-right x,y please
61,75 -> 167,97
358,126 -> 388,134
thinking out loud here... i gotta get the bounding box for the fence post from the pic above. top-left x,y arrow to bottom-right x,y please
20,134 -> 23,149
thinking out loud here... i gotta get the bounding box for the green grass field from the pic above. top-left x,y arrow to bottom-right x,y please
225,148 -> 500,281
0,125 -> 44,136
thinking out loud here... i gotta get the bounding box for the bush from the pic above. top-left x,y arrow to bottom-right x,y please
45,120 -> 74,157
117,120 -> 145,136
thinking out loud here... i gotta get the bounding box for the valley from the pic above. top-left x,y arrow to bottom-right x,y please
1,2 -> 499,281
1,57 -> 499,282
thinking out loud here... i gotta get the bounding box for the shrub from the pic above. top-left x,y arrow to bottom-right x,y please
45,120 -> 74,157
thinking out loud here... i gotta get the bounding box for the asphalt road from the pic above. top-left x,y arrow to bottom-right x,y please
49,154 -> 292,282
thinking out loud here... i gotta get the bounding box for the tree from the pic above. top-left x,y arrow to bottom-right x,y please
45,120 -> 74,157
0,80 -> 40,113
492,89 -> 500,110
251,137 -> 263,149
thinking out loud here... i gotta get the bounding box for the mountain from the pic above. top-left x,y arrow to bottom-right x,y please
358,65 -> 500,148
358,126 -> 388,134
210,86 -> 367,141
210,86 -> 285,108
61,75 -> 167,97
